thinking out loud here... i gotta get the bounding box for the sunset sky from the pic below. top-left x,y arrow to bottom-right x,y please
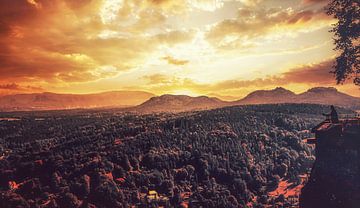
0,0 -> 359,99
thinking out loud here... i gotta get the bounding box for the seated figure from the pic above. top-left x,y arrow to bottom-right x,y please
323,105 -> 339,123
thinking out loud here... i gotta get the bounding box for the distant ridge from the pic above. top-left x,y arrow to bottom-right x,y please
134,87 -> 359,113
296,87 -> 359,109
235,87 -> 297,105
0,87 -> 359,112
0,91 -> 154,111
235,87 -> 359,109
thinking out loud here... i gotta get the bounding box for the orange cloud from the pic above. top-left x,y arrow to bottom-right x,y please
0,0 -> 101,82
0,0 -> 194,85
281,60 -> 336,84
212,60 -> 338,89
0,0 -> 354,97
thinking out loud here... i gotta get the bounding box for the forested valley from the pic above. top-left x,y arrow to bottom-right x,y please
0,104 -> 352,208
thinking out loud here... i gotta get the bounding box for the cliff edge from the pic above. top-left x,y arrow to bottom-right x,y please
300,118 -> 360,208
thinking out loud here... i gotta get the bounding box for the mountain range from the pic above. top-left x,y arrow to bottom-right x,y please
235,87 -> 359,109
0,87 -> 359,112
0,91 -> 154,111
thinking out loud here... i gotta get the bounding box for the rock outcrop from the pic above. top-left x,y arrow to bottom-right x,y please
300,118 -> 360,208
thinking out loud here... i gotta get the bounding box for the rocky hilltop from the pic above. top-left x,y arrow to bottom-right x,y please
296,87 -> 360,109
134,94 -> 227,113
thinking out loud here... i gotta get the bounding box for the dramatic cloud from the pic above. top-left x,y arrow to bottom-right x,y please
206,6 -> 332,49
0,0 -> 355,97
281,60 -> 335,85
0,0 -> 194,84
212,60 -> 338,90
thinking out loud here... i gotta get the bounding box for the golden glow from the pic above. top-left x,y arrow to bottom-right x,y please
26,0 -> 42,9
0,0 -> 358,98
190,0 -> 224,11
171,90 -> 199,97
100,0 -> 124,24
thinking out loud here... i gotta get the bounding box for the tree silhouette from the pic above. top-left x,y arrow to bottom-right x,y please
326,0 -> 359,85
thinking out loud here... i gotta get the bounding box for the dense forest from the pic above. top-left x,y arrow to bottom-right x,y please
0,104 -> 353,208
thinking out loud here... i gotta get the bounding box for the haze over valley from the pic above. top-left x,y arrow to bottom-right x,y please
1,87 -> 359,112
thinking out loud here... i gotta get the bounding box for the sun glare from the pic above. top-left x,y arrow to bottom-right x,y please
171,89 -> 199,97
100,0 -> 124,24
1,0 -> 358,98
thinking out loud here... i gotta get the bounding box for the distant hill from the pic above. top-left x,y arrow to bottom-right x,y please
235,87 -> 360,110
0,91 -> 154,111
296,87 -> 360,109
133,94 -> 228,113
235,87 -> 297,104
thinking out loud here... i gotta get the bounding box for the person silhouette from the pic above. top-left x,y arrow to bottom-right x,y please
323,105 -> 339,123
